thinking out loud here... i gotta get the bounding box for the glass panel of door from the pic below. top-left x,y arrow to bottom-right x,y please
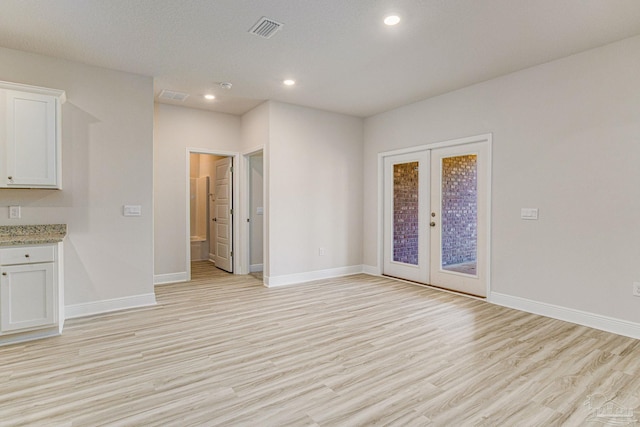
440,154 -> 477,276
393,161 -> 419,265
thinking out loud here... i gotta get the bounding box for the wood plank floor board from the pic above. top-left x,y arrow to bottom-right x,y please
1,261 -> 639,426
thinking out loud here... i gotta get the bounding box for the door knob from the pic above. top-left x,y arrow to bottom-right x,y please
430,222 -> 436,227
213,218 -> 217,222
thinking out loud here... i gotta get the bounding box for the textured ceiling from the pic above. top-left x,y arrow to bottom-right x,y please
1,0 -> 640,117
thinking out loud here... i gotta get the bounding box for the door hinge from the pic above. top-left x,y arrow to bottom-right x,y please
230,166 -> 234,173
230,251 -> 233,257
230,209 -> 233,216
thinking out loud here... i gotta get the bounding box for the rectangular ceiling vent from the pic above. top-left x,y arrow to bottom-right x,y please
249,17 -> 283,39
158,90 -> 189,102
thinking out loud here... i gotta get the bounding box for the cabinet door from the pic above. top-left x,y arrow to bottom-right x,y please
0,263 -> 56,332
5,90 -> 58,187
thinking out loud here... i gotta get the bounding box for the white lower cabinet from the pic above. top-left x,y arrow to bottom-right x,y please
0,243 -> 62,345
1,263 -> 56,331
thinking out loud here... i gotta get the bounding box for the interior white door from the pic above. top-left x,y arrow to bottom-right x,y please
213,157 -> 233,272
383,151 -> 431,283
430,142 -> 488,297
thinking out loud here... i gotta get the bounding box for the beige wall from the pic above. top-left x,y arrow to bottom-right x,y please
269,101 -> 364,280
154,103 -> 241,277
0,46 -> 154,310
364,35 -> 640,325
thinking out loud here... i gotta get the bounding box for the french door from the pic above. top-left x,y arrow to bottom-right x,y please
383,141 -> 489,297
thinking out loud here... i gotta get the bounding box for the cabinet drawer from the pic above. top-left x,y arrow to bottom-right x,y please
0,246 -> 55,265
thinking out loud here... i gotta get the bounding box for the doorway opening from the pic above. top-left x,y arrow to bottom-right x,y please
247,150 -> 264,281
187,149 -> 237,280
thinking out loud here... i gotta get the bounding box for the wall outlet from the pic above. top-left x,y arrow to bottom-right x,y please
8,206 -> 20,219
318,247 -> 325,256
633,282 -> 640,297
521,208 -> 539,220
123,205 -> 142,217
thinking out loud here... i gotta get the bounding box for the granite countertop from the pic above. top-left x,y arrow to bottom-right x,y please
0,224 -> 67,246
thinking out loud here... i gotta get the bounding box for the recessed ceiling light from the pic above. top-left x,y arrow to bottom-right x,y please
283,79 -> 296,86
384,15 -> 401,26
204,94 -> 215,100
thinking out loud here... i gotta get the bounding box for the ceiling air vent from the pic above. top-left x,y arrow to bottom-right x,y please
249,17 -> 283,39
158,90 -> 189,102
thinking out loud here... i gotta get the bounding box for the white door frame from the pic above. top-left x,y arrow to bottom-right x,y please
240,146 -> 266,280
377,133 -> 493,296
186,148 -> 241,281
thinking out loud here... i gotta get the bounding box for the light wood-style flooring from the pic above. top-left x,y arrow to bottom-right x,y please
1,261 -> 639,426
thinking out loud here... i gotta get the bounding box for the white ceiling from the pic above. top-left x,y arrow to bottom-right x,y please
1,0 -> 640,117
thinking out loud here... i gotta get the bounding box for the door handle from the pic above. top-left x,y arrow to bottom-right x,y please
213,218 -> 217,222
430,222 -> 436,227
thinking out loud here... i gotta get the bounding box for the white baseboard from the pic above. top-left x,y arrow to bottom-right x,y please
357,265 -> 640,339
0,327 -> 60,347
490,292 -> 640,340
65,293 -> 157,319
154,272 -> 188,285
250,263 -> 264,273
362,264 -> 381,276
265,265 -> 363,287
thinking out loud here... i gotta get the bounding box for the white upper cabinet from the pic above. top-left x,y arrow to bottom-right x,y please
0,81 -> 65,189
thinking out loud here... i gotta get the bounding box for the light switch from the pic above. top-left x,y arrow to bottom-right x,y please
123,205 -> 142,217
8,206 -> 20,219
521,208 -> 539,220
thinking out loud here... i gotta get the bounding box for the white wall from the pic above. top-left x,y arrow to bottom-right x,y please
268,102 -> 363,282
154,103 -> 241,279
240,102 -> 270,152
364,35 -> 640,325
0,47 -> 155,313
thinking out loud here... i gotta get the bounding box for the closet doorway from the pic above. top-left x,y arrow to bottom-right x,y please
247,151 -> 264,276
382,135 -> 491,297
